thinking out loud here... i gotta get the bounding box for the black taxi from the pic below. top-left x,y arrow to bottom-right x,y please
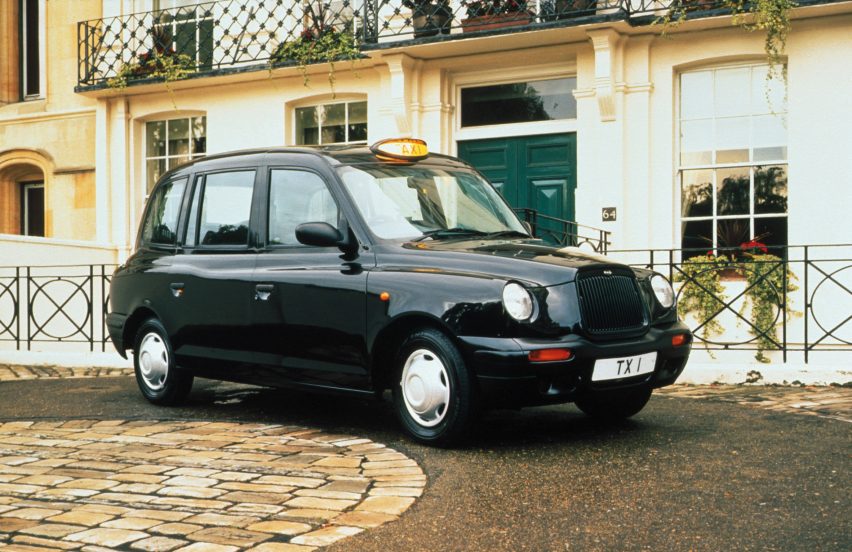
108,138 -> 691,445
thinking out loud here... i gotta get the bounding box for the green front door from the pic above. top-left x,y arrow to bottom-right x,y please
458,134 -> 577,226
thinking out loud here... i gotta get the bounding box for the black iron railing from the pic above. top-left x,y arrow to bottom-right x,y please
607,245 -> 852,362
0,265 -> 117,352
514,208 -> 611,253
76,0 -> 720,89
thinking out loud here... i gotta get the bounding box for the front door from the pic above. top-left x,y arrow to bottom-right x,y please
458,133 -> 576,238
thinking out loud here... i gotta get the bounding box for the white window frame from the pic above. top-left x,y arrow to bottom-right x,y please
21,181 -> 44,236
292,99 -> 369,146
20,0 -> 46,100
144,115 -> 206,193
677,63 -> 789,253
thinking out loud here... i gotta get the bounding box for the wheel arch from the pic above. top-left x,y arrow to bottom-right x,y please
369,313 -> 461,392
122,306 -> 160,353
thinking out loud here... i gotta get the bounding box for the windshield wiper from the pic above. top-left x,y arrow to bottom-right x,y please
482,230 -> 532,239
411,227 -> 489,242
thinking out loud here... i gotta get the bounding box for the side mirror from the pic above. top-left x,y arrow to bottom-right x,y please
295,222 -> 343,248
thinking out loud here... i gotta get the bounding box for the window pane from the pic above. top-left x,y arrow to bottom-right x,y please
142,177 -> 187,245
715,67 -> 750,117
681,219 -> 712,254
461,78 -> 576,127
348,101 -> 368,142
296,106 -> 319,145
199,171 -> 255,246
754,216 -> 788,250
754,165 -> 788,214
681,169 -> 713,218
321,103 -> 346,144
168,119 -> 190,156
184,178 -> 202,246
680,71 -> 713,120
269,170 -> 338,246
717,219 -> 752,250
715,116 -> 749,164
716,167 -> 750,216
753,114 -> 786,161
751,66 -> 786,114
192,116 -> 207,154
680,119 -> 713,166
146,121 -> 166,157
146,158 -> 166,193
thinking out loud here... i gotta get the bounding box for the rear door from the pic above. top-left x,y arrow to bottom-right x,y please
168,168 -> 259,372
250,166 -> 372,391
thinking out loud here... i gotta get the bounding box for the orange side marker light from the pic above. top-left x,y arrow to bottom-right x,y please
379,291 -> 391,302
528,349 -> 573,362
672,334 -> 687,347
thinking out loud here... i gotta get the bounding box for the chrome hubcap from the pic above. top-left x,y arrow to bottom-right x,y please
401,348 -> 450,427
138,332 -> 168,391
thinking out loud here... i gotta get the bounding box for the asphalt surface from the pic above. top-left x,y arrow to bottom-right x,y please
1,376 -> 849,552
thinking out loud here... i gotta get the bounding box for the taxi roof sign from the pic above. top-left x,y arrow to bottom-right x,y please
370,138 -> 429,161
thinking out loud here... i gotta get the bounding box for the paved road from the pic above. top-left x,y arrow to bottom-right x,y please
0,376 -> 849,551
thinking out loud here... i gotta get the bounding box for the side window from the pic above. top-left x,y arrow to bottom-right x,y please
268,169 -> 338,246
141,177 -> 187,246
190,170 -> 255,247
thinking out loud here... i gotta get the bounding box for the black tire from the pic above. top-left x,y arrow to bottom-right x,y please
392,328 -> 477,446
574,387 -> 652,420
133,318 -> 193,405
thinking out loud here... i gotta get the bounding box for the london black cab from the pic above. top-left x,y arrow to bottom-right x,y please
108,138 -> 692,445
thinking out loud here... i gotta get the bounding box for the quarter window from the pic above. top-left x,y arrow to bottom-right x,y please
146,116 -> 206,193
679,65 -> 788,254
185,171 -> 255,247
141,177 -> 187,246
268,170 -> 338,246
295,101 -> 367,145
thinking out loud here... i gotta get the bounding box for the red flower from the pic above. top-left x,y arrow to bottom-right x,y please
740,240 -> 769,254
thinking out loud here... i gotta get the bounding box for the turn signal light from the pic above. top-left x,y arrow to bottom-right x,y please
672,334 -> 688,347
528,348 -> 573,362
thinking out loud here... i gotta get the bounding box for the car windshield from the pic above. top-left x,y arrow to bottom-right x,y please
337,164 -> 528,240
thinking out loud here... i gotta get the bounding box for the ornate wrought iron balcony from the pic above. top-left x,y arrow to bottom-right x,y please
77,0 -> 721,90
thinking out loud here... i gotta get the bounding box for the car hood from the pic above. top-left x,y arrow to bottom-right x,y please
381,239 -> 622,287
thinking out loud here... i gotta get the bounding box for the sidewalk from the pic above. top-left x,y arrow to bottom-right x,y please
657,384 -> 852,423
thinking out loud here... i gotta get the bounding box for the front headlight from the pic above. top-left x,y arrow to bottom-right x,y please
651,274 -> 675,309
502,282 -> 535,321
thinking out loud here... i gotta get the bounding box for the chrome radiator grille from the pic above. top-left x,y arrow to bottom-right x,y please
576,268 -> 647,336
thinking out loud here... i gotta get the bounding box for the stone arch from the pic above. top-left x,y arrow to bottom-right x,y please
0,149 -> 54,236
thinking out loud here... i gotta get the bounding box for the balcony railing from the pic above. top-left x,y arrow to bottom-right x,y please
76,0 -> 715,89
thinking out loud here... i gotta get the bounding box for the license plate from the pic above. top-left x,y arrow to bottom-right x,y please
592,352 -> 657,382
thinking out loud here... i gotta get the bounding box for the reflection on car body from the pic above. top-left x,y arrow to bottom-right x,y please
108,139 -> 692,445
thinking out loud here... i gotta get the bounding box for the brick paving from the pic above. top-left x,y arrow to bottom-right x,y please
657,384 -> 852,423
0,420 -> 425,551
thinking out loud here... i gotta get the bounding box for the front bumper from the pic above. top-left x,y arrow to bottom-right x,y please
457,322 -> 692,407
106,312 -> 128,358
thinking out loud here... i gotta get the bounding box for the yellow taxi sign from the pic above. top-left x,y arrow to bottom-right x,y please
370,138 -> 429,161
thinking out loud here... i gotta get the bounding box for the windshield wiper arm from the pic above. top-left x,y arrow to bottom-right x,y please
411,227 -> 489,242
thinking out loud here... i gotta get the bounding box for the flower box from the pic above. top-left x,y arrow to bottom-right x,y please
461,12 -> 533,32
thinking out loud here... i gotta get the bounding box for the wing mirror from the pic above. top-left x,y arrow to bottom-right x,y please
295,222 -> 343,247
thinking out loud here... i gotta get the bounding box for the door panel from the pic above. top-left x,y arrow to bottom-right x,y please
459,133 -> 576,245
458,133 -> 576,223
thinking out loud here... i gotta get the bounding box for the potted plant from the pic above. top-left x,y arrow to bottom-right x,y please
404,0 -> 453,38
552,0 -> 597,20
461,0 -> 533,33
108,21 -> 196,89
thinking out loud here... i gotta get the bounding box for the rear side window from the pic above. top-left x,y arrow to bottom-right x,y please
141,177 -> 187,246
268,169 -> 338,246
185,170 -> 255,247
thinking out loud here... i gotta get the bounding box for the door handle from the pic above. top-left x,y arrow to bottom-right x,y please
170,282 -> 185,298
255,284 -> 274,301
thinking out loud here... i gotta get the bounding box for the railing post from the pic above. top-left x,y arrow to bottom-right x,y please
781,252 -> 788,363
803,245 -> 809,364
25,266 -> 31,351
15,267 -> 20,351
89,265 -> 95,352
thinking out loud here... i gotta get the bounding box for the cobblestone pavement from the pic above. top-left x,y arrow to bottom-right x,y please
0,420 -> 425,551
0,366 -> 132,381
658,384 -> 852,423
